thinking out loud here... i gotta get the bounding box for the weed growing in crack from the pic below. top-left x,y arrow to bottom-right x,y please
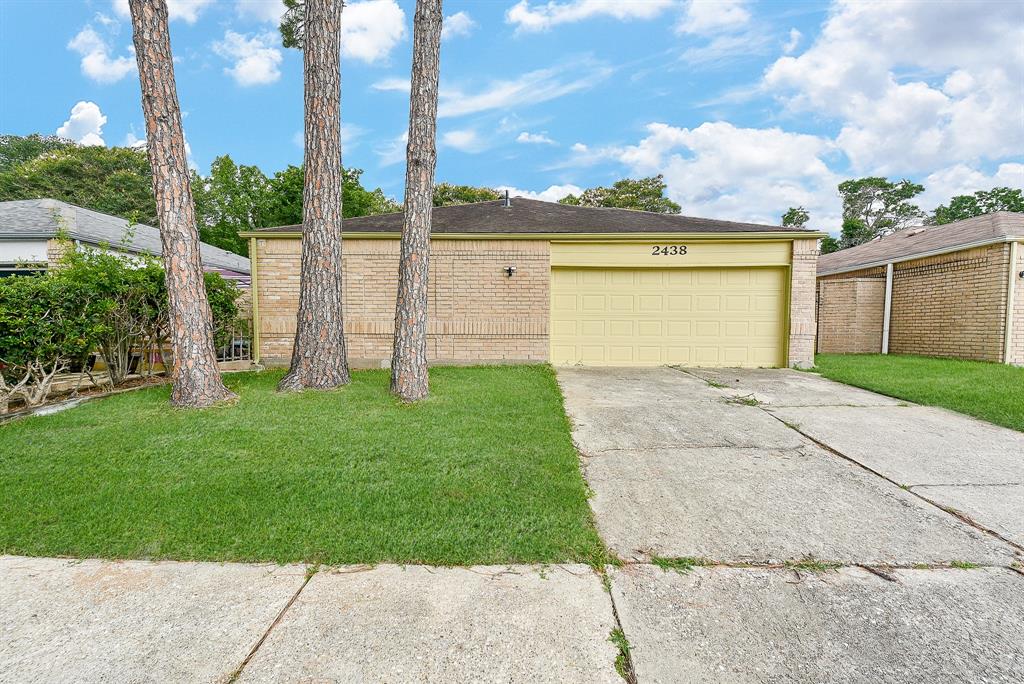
651,555 -> 712,573
609,628 -> 634,682
786,558 -> 841,572
726,394 -> 761,407
950,560 -> 980,569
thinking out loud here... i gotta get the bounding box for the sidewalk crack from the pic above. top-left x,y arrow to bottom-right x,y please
226,567 -> 317,683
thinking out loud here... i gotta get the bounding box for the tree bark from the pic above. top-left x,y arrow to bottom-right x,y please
129,0 -> 235,408
391,0 -> 442,402
278,0 -> 350,391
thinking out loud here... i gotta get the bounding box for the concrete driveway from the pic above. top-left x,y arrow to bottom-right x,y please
558,366 -> 1024,682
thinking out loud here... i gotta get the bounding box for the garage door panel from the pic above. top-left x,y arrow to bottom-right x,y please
550,266 -> 786,368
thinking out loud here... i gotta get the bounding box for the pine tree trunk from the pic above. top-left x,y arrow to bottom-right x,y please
129,0 -> 235,408
279,0 -> 350,391
391,0 -> 443,402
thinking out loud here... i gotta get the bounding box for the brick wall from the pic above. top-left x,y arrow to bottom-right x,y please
787,238 -> 819,368
888,244 -> 1010,362
816,276 -> 886,353
1010,244 -> 1023,365
255,237 -> 550,366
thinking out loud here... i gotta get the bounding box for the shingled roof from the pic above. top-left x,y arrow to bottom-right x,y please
817,211 -> 1024,276
0,198 -> 250,275
251,197 -> 815,235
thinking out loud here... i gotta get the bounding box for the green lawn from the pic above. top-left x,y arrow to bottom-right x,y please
0,366 -> 607,566
813,354 -> 1024,432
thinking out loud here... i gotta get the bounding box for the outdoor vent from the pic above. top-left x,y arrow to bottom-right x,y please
502,189 -> 511,208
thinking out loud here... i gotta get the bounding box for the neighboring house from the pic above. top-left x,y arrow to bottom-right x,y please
0,198 -> 250,285
816,212 -> 1024,365
242,197 -> 823,369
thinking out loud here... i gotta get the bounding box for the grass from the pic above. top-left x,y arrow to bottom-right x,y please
812,354 -> 1024,432
785,557 -> 841,572
0,366 -> 609,566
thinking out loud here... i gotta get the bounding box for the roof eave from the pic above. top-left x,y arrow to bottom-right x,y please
817,235 -> 1022,277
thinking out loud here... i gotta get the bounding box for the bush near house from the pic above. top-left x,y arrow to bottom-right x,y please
0,244 -> 240,411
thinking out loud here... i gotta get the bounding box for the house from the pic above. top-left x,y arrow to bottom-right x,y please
0,198 -> 251,284
242,197 -> 823,369
816,212 -> 1023,364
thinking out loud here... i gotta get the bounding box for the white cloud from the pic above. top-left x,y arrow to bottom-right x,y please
764,0 -> 1024,175
516,131 -> 556,145
442,11 -> 476,41
495,183 -> 582,203
371,77 -> 410,92
67,25 -> 135,84
341,0 -> 406,63
112,0 -> 213,24
439,62 -> 611,118
56,101 -> 108,146
676,0 -> 750,35
441,128 -> 487,153
506,0 -> 673,33
377,130 -> 408,167
917,163 -> 1024,212
782,28 -> 801,54
235,0 -> 286,24
213,31 -> 283,86
559,121 -> 842,227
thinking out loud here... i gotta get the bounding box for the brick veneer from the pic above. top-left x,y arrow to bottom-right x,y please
255,237 -> 550,366
817,243 -> 1018,363
788,238 -> 819,368
816,277 -> 885,353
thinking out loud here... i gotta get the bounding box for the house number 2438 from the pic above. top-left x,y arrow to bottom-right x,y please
651,245 -> 688,255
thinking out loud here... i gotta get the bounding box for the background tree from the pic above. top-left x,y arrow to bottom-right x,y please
781,206 -> 809,229
0,134 -> 75,173
277,0 -> 350,391
130,0 -> 234,407
0,143 -> 157,225
559,175 -> 681,213
820,235 -> 840,254
391,0 -> 442,402
433,183 -> 500,206
930,187 -> 1024,224
838,177 -> 924,242
191,155 -> 270,256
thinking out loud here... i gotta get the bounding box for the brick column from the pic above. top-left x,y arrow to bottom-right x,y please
788,238 -> 819,368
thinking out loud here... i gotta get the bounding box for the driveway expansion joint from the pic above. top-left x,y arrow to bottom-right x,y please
758,405 -> 1024,555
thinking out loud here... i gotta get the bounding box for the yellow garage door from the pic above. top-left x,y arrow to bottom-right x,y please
550,267 -> 786,367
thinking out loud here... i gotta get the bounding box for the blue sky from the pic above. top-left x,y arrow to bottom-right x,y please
1,0 -> 1022,232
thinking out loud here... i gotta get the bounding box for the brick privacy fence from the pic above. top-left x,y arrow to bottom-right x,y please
256,238 -> 550,366
817,243 -> 1019,363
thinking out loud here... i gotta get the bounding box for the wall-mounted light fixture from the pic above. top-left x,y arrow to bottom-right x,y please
504,266 -> 517,277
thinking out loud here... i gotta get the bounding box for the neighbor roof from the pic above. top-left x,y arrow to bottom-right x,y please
0,198 -> 250,274
817,212 -> 1024,276
250,197 -> 816,235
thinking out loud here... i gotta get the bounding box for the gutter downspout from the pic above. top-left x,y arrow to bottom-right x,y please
882,262 -> 894,354
1005,241 -> 1019,364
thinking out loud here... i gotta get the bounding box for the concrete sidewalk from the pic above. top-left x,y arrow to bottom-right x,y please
0,556 -> 619,683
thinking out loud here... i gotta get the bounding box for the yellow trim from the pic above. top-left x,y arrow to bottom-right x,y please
240,230 -> 827,241
250,236 -> 260,365
550,240 -> 791,268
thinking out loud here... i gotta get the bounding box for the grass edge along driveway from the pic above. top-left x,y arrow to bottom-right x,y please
0,365 -> 609,566
812,353 -> 1024,432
